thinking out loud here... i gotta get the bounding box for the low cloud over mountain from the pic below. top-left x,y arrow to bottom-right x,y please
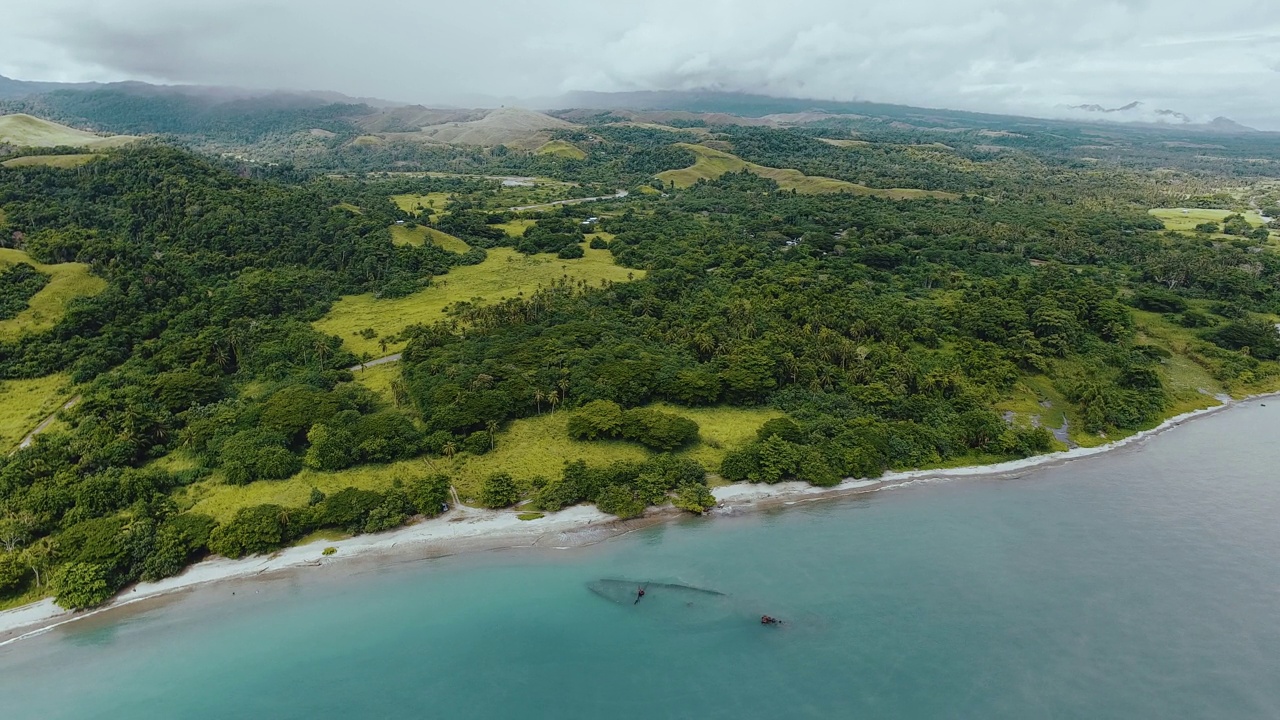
2,0 -> 1278,128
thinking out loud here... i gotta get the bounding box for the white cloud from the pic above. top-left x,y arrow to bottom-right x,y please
1,0 -> 1278,128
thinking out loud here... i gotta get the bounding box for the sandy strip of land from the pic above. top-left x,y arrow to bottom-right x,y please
0,392 -> 1271,645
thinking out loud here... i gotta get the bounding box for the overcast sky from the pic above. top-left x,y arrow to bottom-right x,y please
3,0 -> 1278,128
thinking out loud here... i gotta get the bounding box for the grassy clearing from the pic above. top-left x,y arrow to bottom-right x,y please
1131,308 -> 1229,416
495,219 -> 536,237
392,192 -> 451,220
994,375 -> 1072,450
389,224 -> 469,252
296,528 -> 353,545
0,373 -> 73,451
2,153 -> 99,169
332,202 -> 363,215
657,144 -> 956,199
170,395 -> 778,520
819,138 -> 871,148
0,114 -> 136,149
424,227 -> 469,253
180,459 -> 428,523
995,377 -> 1066,427
389,225 -> 427,247
1149,208 -> 1265,231
314,247 -> 640,357
535,140 -> 587,160
446,402 -> 783,500
0,248 -> 108,340
351,362 -> 402,405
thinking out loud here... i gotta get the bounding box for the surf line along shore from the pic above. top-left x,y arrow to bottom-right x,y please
0,392 -> 1272,646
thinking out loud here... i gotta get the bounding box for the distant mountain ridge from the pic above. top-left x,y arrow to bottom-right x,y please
0,74 -> 400,108
1067,99 -> 1253,132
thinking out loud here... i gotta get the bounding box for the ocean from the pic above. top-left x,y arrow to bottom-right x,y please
2,400 -> 1278,719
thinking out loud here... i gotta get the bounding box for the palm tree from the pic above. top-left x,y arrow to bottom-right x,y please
533,389 -> 545,415
548,394 -> 561,413
486,420 -> 499,450
390,378 -> 410,408
443,441 -> 457,461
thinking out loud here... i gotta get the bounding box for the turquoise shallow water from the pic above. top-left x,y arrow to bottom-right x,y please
3,401 -> 1279,719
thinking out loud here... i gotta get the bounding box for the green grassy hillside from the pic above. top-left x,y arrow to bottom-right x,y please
657,143 -> 957,199
0,248 -> 108,340
535,140 -> 587,159
2,153 -> 100,168
0,373 -> 73,451
314,246 -> 641,358
0,113 -> 136,149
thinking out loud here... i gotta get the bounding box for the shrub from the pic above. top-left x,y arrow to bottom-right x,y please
408,474 -> 452,517
220,430 -> 301,485
209,505 -> 291,558
462,431 -> 491,455
567,400 -> 624,440
1207,319 -> 1280,360
596,485 -> 645,519
140,514 -> 216,582
479,472 -> 520,509
719,448 -> 758,482
619,408 -> 699,450
363,491 -> 414,533
1131,287 -> 1187,313
0,552 -> 30,595
756,417 -> 804,443
673,484 -> 716,514
304,423 -> 356,471
51,562 -> 112,610
321,488 -> 385,532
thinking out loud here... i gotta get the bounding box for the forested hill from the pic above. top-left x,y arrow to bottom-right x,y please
1,119 -> 1278,611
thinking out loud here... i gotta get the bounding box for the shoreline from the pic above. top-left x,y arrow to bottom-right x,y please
1,391 -> 1271,646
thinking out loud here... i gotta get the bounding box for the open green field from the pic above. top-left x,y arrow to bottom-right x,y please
389,224 -> 469,252
0,248 -> 108,340
180,458 -> 427,523
1130,308 -> 1233,413
169,397 -> 777,519
494,219 -> 536,237
391,192 -> 451,220
1149,208 -> 1266,231
425,402 -> 782,500
535,140 -> 587,160
0,373 -> 73,451
657,144 -> 957,199
315,246 -> 641,357
0,114 -> 136,149
1,153 -> 99,169
819,138 -> 871,148
351,362 -> 402,405
332,202 -> 363,215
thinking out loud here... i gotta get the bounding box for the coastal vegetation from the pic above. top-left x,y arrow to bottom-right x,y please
2,102 -> 1280,612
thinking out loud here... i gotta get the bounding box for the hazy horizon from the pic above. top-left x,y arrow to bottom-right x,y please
2,0 -> 1278,129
